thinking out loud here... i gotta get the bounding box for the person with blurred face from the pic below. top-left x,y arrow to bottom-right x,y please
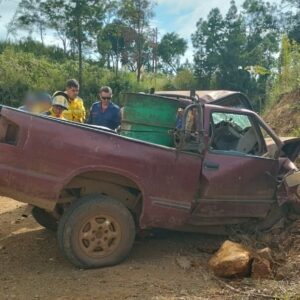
63,79 -> 86,122
87,86 -> 121,130
19,92 -> 37,112
19,92 -> 52,113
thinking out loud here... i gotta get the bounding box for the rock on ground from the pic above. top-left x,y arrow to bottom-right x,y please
251,258 -> 273,279
209,240 -> 252,278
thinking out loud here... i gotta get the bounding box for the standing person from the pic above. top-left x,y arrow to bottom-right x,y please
46,91 -> 69,119
87,86 -> 121,130
175,108 -> 184,129
35,92 -> 52,113
63,79 -> 86,123
19,91 -> 52,113
19,92 -> 37,112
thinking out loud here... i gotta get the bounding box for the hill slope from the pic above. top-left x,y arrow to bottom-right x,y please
264,89 -> 300,136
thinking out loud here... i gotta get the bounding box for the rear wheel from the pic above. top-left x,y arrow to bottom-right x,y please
57,195 -> 136,268
32,207 -> 58,231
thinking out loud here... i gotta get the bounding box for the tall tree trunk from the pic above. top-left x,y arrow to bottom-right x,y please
107,53 -> 111,69
39,23 -> 44,45
136,1 -> 142,82
76,0 -> 83,88
78,34 -> 83,87
116,39 -> 119,76
137,36 -> 141,82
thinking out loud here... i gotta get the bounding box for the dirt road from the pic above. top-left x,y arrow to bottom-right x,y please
0,197 -> 299,300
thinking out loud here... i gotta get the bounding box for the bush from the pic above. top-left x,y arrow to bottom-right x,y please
0,45 -> 177,110
266,36 -> 300,109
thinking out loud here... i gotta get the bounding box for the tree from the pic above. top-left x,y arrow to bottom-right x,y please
12,0 -> 48,44
174,69 -> 196,90
191,0 -> 280,110
192,8 -> 225,88
40,0 -> 69,53
12,0 -> 107,87
157,32 -> 187,74
97,20 -> 127,75
219,0 -> 248,91
282,0 -> 300,43
118,0 -> 154,81
241,0 -> 280,108
242,0 -> 279,68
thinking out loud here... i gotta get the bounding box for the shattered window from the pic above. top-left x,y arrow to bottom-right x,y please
212,113 -> 251,130
210,112 -> 262,155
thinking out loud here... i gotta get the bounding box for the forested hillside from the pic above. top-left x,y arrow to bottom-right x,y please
0,0 -> 299,111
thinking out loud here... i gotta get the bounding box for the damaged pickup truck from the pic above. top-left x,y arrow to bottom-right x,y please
0,90 -> 299,268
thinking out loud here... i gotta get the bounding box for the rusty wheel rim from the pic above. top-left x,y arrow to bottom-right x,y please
78,214 -> 121,259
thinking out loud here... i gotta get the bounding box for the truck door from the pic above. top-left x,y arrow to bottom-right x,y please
193,109 -> 279,219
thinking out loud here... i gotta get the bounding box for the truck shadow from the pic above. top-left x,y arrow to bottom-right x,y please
0,205 -> 225,272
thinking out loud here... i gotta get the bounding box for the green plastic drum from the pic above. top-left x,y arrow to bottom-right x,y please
120,93 -> 179,146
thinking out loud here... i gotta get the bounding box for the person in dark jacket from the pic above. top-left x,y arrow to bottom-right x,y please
87,86 -> 121,130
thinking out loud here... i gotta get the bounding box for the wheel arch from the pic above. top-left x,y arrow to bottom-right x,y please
59,167 -> 146,219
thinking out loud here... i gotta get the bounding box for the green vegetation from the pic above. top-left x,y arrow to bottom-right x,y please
0,0 -> 299,111
266,36 -> 300,108
0,42 -> 174,108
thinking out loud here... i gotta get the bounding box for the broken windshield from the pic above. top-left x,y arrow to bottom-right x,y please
212,112 -> 251,130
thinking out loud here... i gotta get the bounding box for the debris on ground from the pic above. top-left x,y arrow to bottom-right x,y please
175,256 -> 192,270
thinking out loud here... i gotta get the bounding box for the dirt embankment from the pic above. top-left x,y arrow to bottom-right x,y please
264,89 -> 300,136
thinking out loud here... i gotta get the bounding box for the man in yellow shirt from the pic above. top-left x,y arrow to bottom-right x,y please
63,79 -> 86,122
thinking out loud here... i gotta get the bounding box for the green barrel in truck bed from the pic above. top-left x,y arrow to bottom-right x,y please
120,93 -> 179,146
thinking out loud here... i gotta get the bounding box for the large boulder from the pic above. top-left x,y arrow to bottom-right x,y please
209,240 -> 252,278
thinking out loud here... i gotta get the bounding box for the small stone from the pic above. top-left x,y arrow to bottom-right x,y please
0,245 -> 5,250
257,247 -> 272,261
251,258 -> 273,279
176,256 -> 192,270
179,289 -> 188,295
275,271 -> 285,281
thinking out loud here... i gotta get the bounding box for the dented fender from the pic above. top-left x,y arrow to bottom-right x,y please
278,170 -> 300,208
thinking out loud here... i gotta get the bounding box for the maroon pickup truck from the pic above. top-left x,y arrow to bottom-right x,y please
0,92 -> 299,268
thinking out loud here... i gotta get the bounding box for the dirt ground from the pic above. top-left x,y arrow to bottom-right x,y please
0,197 -> 299,300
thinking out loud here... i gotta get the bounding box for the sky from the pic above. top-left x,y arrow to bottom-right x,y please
0,0 -> 281,60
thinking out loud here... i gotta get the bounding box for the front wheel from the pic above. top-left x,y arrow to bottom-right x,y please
57,195 -> 136,268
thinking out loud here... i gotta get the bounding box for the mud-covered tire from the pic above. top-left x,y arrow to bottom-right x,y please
57,195 -> 136,269
32,207 -> 58,231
